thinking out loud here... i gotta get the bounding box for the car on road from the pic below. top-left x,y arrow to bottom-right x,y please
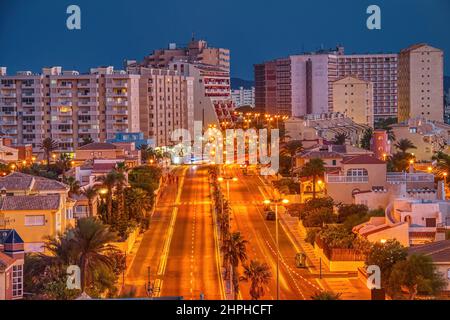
266,211 -> 276,221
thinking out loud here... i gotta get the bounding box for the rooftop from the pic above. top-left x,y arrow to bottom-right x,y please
0,172 -> 68,192
408,240 -> 450,263
77,142 -> 119,151
341,154 -> 385,165
0,194 -> 61,211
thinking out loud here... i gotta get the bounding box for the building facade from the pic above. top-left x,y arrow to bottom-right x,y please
337,53 -> 398,121
0,66 -> 140,153
136,38 -> 230,72
231,86 -> 255,107
398,44 -> 444,122
332,76 -> 374,127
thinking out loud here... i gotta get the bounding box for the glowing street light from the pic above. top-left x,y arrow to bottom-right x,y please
263,198 -> 289,300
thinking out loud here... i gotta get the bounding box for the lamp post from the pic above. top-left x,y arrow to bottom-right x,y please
263,198 -> 289,300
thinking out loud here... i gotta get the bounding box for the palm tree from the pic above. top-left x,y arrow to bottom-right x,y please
332,132 -> 348,145
95,172 -> 118,224
39,137 -> 59,168
71,218 -> 119,292
80,136 -> 94,147
221,232 -> 248,299
311,290 -> 342,300
114,163 -> 129,220
82,186 -> 98,217
57,153 -> 72,177
240,260 -> 272,300
138,144 -> 154,163
281,140 -> 303,177
360,128 -> 373,151
395,138 -> 417,154
64,176 -> 81,197
298,158 -> 326,199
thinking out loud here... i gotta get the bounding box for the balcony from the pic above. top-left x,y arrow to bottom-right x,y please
0,84 -> 16,89
1,93 -> 17,98
386,173 -> 434,184
326,175 -> 369,184
78,82 -> 98,89
106,108 -> 128,115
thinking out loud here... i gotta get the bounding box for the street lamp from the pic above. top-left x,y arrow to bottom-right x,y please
263,198 -> 289,300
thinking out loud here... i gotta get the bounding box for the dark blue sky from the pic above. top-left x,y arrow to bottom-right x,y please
1,0 -> 449,79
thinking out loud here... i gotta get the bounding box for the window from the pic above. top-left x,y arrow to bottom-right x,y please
12,265 -> 23,298
25,215 -> 45,226
346,169 -> 368,177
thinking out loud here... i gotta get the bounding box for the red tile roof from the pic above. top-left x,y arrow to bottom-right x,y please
342,154 -> 385,165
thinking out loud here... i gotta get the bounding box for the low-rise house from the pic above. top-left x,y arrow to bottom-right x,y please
0,172 -> 75,252
74,142 -> 140,167
390,118 -> 450,161
285,113 -> 370,146
0,229 -> 24,300
408,240 -> 450,292
0,139 -> 18,163
354,198 -> 450,247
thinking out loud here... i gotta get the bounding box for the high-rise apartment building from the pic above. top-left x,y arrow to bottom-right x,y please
254,47 -> 342,117
332,76 -> 374,127
398,44 -> 444,122
127,66 -> 194,146
254,44 -> 443,123
336,53 -> 398,121
131,38 -> 230,72
0,66 -> 141,153
231,86 -> 255,107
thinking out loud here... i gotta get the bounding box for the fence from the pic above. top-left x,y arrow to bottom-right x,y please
315,236 -> 366,262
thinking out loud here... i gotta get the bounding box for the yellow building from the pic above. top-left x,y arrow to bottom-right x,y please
332,76 -> 374,127
0,172 -> 75,253
398,44 -> 444,122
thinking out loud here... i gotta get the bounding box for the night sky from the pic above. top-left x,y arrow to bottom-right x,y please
1,0 -> 449,79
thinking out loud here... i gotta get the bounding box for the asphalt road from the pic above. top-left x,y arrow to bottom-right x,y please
223,165 -> 321,300
124,166 -> 223,300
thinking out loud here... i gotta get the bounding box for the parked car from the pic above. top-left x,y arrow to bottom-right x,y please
266,211 -> 276,221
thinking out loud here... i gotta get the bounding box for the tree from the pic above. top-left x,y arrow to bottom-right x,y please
433,151 -> 450,179
395,138 -> 417,155
311,291 -> 342,300
24,218 -> 122,299
63,176 -> 81,197
80,136 -> 94,147
95,172 -> 119,224
302,207 -> 336,228
240,260 -> 272,300
56,153 -> 72,176
71,218 -> 119,292
298,158 -> 326,199
39,137 -> 59,168
374,117 -> 397,141
221,232 -> 248,300
360,128 -> 373,151
388,254 -> 446,300
138,144 -> 161,163
387,152 -> 412,172
82,186 -> 98,217
281,140 -> 303,177
337,204 -> 369,223
114,163 -> 129,220
332,132 -> 348,145
365,239 -> 408,288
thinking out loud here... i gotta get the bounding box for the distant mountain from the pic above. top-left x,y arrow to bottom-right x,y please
231,77 -> 254,90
